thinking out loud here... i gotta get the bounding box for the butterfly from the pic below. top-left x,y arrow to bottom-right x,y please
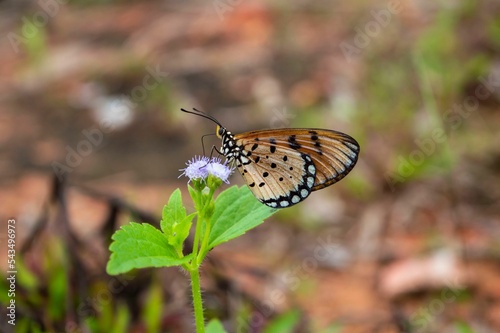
181,108 -> 360,208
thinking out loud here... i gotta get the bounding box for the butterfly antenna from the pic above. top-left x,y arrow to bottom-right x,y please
180,108 -> 224,128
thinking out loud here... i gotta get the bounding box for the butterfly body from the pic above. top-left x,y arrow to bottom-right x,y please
182,108 -> 360,208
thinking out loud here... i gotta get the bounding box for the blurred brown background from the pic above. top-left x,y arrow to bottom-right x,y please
1,0 -> 500,332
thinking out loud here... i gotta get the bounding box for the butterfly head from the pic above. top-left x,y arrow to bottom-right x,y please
216,125 -> 226,138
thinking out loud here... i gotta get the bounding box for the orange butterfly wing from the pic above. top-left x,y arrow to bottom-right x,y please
232,129 -> 359,208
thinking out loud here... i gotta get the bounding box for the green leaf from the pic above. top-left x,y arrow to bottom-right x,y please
142,281 -> 163,333
263,309 -> 301,333
205,319 -> 228,333
110,302 -> 130,333
188,183 -> 199,199
107,222 -> 192,275
161,189 -> 184,231
42,238 -> 68,321
47,262 -> 67,321
160,189 -> 196,249
208,186 -> 277,249
16,257 -> 39,291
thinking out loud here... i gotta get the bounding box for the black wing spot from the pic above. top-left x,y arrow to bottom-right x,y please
259,182 -> 266,187
289,166 -> 293,171
283,156 -> 288,162
288,135 -> 301,149
314,141 -> 321,147
269,138 -> 277,153
279,177 -> 284,181
254,156 -> 260,163
263,172 -> 269,177
270,163 -> 277,168
251,143 -> 259,151
249,182 -> 255,187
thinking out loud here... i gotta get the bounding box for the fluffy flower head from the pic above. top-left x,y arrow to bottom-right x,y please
206,157 -> 232,184
179,156 -> 209,181
179,156 -> 233,184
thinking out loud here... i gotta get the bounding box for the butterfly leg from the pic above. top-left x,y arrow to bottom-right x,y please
208,145 -> 225,160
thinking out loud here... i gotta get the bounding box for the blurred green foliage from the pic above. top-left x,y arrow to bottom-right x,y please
262,309 -> 301,333
21,18 -> 48,64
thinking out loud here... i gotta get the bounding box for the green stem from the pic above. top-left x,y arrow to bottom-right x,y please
192,214 -> 203,258
196,187 -> 215,264
188,183 -> 217,332
190,267 -> 205,332
197,218 -> 211,264
192,188 -> 213,255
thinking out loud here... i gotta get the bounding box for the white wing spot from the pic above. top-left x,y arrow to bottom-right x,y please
300,189 -> 309,198
307,176 -> 315,188
308,164 -> 315,174
291,195 -> 301,204
280,201 -> 290,207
